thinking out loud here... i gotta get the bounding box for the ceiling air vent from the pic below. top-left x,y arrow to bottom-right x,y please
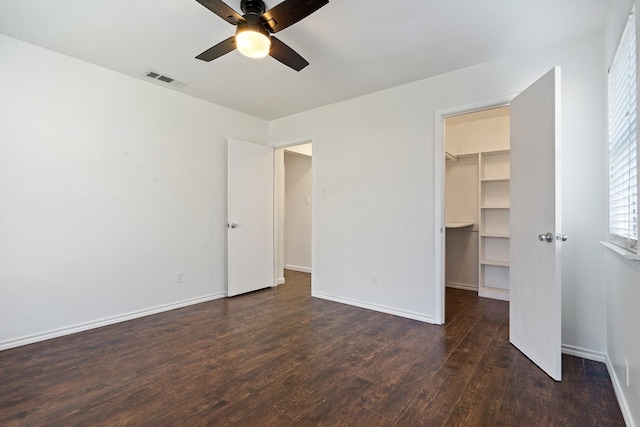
156,75 -> 173,83
143,69 -> 188,88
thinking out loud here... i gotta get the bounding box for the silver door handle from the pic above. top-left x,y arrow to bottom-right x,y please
556,234 -> 567,241
227,223 -> 238,229
538,232 -> 553,242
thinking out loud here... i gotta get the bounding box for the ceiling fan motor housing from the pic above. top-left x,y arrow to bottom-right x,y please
238,0 -> 270,36
240,0 -> 267,17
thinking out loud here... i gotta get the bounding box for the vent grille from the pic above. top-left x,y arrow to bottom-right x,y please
156,75 -> 174,83
143,70 -> 188,88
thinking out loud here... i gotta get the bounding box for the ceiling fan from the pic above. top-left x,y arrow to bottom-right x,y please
194,0 -> 328,71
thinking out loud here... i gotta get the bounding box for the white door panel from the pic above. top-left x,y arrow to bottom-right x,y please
227,138 -> 274,297
510,67 -> 563,381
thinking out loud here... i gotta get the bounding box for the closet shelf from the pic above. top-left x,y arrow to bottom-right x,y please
449,149 -> 509,157
481,178 -> 510,183
481,233 -> 510,238
481,205 -> 510,209
480,259 -> 510,267
446,222 -> 475,228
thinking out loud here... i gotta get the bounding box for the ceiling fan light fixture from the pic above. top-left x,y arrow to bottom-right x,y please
235,25 -> 271,59
194,0 -> 329,70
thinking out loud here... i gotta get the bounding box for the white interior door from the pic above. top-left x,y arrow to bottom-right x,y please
227,138 -> 274,297
510,67 -> 563,381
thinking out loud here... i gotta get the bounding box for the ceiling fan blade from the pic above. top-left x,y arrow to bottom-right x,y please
196,36 -> 237,61
262,0 -> 329,33
269,36 -> 309,71
195,0 -> 245,25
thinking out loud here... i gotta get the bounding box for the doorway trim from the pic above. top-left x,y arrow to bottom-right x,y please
273,137 -> 315,287
433,96 -> 514,325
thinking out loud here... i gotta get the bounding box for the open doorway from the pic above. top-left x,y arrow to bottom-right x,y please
275,142 -> 313,286
438,105 -> 511,323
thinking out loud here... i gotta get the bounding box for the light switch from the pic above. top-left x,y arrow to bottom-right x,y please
305,195 -> 311,204
321,187 -> 329,197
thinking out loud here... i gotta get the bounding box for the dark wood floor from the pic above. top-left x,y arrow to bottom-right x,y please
0,270 -> 624,426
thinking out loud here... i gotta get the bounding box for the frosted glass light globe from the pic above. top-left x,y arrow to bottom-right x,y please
236,29 -> 271,59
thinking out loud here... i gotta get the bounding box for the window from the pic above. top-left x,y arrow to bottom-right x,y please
608,9 -> 638,253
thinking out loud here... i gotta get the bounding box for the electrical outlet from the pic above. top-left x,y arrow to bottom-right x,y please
176,271 -> 183,284
625,358 -> 630,386
372,273 -> 379,286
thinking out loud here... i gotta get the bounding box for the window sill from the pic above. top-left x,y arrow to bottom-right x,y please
599,241 -> 640,261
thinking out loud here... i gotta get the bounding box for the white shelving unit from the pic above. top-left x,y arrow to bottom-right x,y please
478,150 -> 510,301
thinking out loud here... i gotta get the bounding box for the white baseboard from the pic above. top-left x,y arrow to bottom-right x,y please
276,277 -> 285,285
606,354 -> 636,427
478,286 -> 510,301
311,291 -> 435,323
561,344 -> 606,363
561,347 -> 633,426
284,265 -> 312,273
0,292 -> 226,352
445,281 -> 478,292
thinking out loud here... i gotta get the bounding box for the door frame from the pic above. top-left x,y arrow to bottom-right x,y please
433,96 -> 514,325
273,137 -> 315,287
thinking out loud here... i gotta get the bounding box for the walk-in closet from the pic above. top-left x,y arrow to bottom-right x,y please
444,106 -> 511,301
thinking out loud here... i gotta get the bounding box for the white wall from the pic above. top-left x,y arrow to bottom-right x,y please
284,151 -> 312,272
270,33 -> 608,343
444,157 -> 479,226
606,254 -> 640,426
0,34 -> 268,349
605,1 -> 640,425
444,157 -> 479,290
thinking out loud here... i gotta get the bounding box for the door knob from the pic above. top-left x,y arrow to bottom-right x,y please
227,223 -> 238,229
538,232 -> 553,242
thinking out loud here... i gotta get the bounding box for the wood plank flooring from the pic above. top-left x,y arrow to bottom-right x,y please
0,270 -> 624,426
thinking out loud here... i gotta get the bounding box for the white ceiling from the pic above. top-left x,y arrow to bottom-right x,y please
0,0 -> 610,120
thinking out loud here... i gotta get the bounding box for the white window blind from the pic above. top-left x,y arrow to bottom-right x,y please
609,9 -> 638,253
